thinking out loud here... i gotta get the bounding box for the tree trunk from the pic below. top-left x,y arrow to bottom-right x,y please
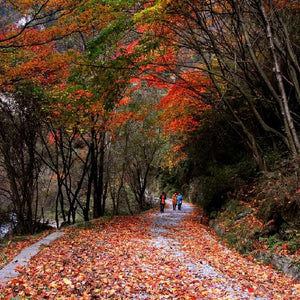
259,1 -> 300,155
93,131 -> 106,218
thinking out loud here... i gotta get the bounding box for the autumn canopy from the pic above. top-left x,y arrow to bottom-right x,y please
0,0 -> 299,260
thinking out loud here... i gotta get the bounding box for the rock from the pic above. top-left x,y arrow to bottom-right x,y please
209,220 -> 225,236
234,209 -> 253,221
209,211 -> 218,219
254,250 -> 300,280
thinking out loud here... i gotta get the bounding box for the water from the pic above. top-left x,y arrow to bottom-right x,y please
0,223 -> 10,238
0,213 -> 17,239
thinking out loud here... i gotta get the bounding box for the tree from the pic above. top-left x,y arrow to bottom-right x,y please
0,83 -> 43,234
0,0 -> 142,228
0,20 -> 70,233
0,0 -> 117,48
133,0 -> 300,169
0,22 -> 76,232
108,85 -> 167,211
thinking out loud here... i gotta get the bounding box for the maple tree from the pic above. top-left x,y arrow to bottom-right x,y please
0,0 -> 145,228
0,10 -> 77,232
0,0 -> 117,49
56,4 -> 163,218
0,27 -> 67,233
0,0 -> 298,247
0,82 -> 44,234
132,0 -> 300,170
155,71 -> 214,167
110,85 -> 167,211
0,2 -> 299,298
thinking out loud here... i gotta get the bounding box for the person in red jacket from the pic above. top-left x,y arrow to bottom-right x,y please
160,192 -> 166,213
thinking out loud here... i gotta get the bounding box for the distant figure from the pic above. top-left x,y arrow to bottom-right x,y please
172,192 -> 177,210
177,193 -> 183,210
160,192 -> 166,213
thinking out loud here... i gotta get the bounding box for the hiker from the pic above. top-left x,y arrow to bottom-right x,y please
177,193 -> 183,210
172,192 -> 177,210
160,191 -> 166,213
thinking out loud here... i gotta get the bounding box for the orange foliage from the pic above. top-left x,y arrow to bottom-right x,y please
157,71 -> 212,136
117,96 -> 130,106
274,0 -> 300,8
47,132 -> 60,145
0,1 -> 115,48
0,29 -> 76,91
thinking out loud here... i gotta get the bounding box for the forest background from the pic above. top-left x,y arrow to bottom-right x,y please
0,0 -> 299,267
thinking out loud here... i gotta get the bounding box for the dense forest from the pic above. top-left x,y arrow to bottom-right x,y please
0,0 -> 299,258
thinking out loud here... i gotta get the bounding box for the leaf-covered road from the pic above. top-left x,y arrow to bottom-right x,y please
1,200 -> 299,299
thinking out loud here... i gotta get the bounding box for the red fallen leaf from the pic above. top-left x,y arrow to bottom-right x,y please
296,189 -> 300,194
0,230 -> 53,270
0,208 -> 299,299
14,265 -> 26,274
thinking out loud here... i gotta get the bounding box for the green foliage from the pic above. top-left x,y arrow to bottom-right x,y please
199,166 -> 236,212
74,221 -> 94,230
286,235 -> 300,254
258,232 -> 300,254
198,159 -> 256,212
263,150 -> 283,171
233,159 -> 257,181
259,235 -> 283,251
87,16 -> 132,60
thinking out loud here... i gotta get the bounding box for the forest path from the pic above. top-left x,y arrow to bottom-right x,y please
1,200 -> 300,299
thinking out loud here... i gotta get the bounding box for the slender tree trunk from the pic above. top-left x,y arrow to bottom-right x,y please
259,1 -> 300,155
55,191 -> 59,229
239,3 -> 299,155
93,131 -> 106,218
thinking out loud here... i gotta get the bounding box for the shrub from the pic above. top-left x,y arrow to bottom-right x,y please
198,159 -> 256,213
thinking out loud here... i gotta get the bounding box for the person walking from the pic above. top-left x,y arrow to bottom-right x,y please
172,192 -> 177,210
160,192 -> 166,213
177,193 -> 183,210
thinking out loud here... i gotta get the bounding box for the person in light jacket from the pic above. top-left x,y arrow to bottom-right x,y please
177,193 -> 183,210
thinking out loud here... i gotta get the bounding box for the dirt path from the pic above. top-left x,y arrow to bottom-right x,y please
0,200 -> 299,299
149,201 -> 251,299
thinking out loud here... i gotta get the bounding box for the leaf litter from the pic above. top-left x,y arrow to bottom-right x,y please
0,200 -> 299,299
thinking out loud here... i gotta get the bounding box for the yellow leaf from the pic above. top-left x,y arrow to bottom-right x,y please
63,278 -> 72,285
